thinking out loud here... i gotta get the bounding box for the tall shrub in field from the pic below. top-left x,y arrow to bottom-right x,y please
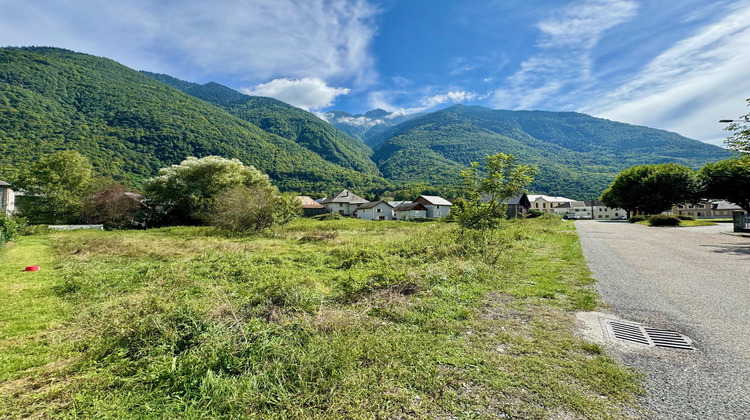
207,186 -> 301,232
144,156 -> 277,225
83,184 -> 144,229
452,153 -> 536,231
145,156 -> 298,229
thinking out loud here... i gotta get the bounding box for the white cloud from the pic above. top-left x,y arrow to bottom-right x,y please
422,91 -> 478,108
368,89 -> 479,116
490,0 -> 638,110
325,114 -> 384,127
582,5 -> 750,144
243,78 -> 350,111
0,0 -> 380,85
537,0 -> 637,48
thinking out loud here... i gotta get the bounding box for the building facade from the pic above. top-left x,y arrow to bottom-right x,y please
0,181 -> 15,215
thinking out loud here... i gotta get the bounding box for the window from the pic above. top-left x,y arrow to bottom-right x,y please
678,205 -> 684,209
535,203 -> 539,208
543,203 -> 547,208
598,215 -> 603,218
688,205 -> 694,209
376,208 -> 382,213
615,213 -> 619,216
697,212 -> 702,217
699,204 -> 705,209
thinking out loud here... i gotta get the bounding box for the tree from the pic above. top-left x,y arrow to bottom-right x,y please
452,153 -> 536,230
724,98 -> 750,155
13,150 -> 94,224
144,156 -> 281,225
698,157 -> 750,212
206,186 -> 301,232
601,163 -> 700,216
83,184 -> 144,229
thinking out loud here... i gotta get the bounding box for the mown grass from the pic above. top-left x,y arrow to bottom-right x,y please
0,217 -> 642,419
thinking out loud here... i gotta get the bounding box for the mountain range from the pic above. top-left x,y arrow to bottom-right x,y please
0,47 -> 733,199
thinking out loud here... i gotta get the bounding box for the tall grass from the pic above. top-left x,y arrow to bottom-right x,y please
1,218 -> 641,419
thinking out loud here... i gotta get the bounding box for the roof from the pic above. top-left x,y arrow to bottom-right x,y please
357,200 -> 394,210
388,201 -> 407,208
395,202 -> 428,211
415,195 -> 452,206
0,180 -> 10,187
556,201 -> 586,208
499,193 -> 530,207
584,200 -> 607,207
297,195 -> 324,209
319,189 -> 368,205
527,194 -> 575,203
712,200 -> 743,211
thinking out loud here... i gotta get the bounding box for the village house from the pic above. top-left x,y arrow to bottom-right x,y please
319,189 -> 368,216
671,200 -> 746,218
553,200 -> 626,219
356,200 -> 395,220
552,201 -> 589,219
502,193 -> 531,218
527,194 -> 575,214
414,195 -> 452,218
0,180 -> 15,215
394,202 -> 428,220
297,195 -> 327,217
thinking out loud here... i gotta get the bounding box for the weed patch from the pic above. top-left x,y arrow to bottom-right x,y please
0,218 -> 641,419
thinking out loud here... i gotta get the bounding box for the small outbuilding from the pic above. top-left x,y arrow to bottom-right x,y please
394,202 -> 428,220
297,195 -> 327,217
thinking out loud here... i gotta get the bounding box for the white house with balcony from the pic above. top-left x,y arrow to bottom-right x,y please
356,200 -> 395,220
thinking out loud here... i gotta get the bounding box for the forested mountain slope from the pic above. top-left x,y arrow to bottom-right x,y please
0,47 -> 388,193
142,72 -> 379,175
371,105 -> 732,198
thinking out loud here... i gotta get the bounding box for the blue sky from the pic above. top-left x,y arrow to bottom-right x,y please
1,0 -> 749,145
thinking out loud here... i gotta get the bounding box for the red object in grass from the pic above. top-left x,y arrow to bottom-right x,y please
25,266 -> 40,271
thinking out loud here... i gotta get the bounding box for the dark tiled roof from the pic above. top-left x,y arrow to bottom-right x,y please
395,202 -> 427,211
357,200 -> 394,210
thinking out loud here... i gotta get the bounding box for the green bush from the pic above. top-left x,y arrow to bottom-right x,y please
676,215 -> 695,221
526,209 -> 544,219
628,215 -> 646,223
648,215 -> 681,226
0,214 -> 23,242
313,212 -> 342,221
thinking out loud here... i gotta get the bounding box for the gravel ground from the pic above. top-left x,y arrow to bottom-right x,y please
575,221 -> 750,419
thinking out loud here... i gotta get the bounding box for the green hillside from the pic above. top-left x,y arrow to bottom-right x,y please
142,72 -> 379,175
371,105 -> 732,198
0,47 -> 388,193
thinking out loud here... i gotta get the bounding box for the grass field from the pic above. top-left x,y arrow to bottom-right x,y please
0,217 -> 641,419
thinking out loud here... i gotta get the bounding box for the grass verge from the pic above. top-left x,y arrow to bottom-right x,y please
1,218 -> 641,419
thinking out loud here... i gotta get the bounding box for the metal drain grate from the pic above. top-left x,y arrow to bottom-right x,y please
602,319 -> 694,350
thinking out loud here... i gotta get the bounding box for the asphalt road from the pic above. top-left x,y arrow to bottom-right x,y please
575,220 -> 750,419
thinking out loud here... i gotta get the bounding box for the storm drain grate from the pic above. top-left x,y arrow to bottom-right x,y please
602,319 -> 694,350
